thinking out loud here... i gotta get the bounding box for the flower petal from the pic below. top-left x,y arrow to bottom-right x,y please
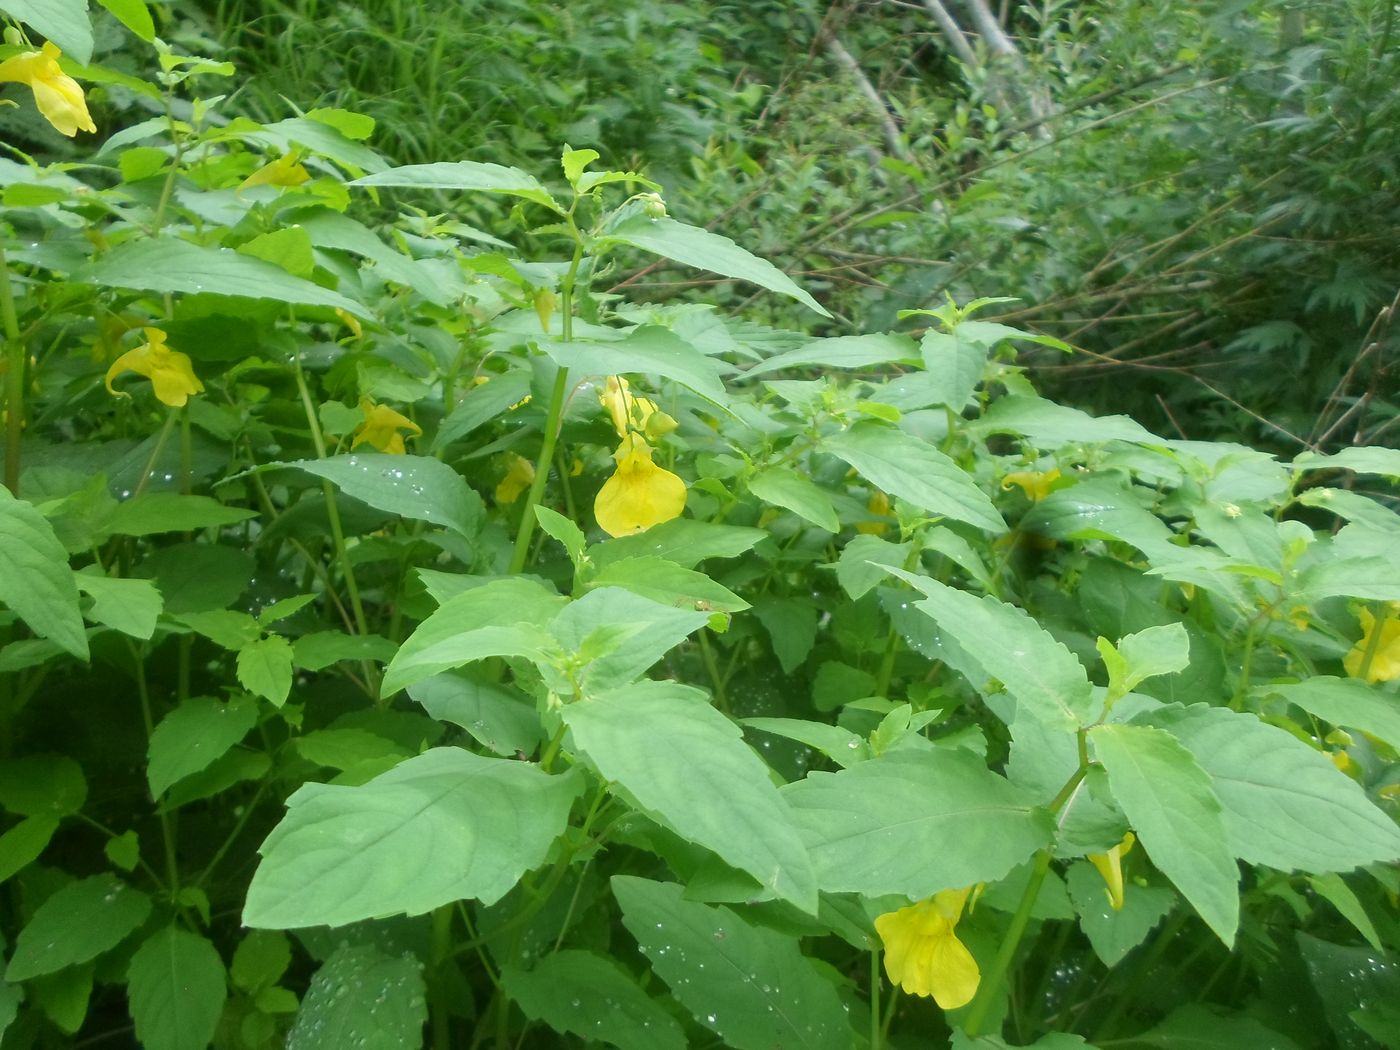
594,435 -> 686,537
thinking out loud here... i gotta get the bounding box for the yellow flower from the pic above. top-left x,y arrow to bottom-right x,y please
0,42 -> 96,137
104,328 -> 204,407
1002,467 -> 1061,502
495,453 -> 535,504
351,398 -> 421,455
595,433 -> 686,537
1344,606 -> 1400,683
857,490 -> 891,535
1087,832 -> 1135,911
600,375 -> 658,438
240,150 -> 310,190
875,888 -> 980,1009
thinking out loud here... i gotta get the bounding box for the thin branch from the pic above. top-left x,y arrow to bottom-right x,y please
818,24 -> 912,162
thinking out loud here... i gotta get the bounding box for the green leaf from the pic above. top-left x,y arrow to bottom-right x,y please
4,0 -> 93,63
294,729 -> 408,774
1065,860 -> 1174,967
1023,480 -> 1176,557
291,631 -> 398,671
502,950 -> 685,1050
953,1032 -> 1093,1050
564,681 -> 817,912
300,209 -> 452,305
162,750 -> 270,811
920,329 -> 992,409
748,467 -> 839,532
30,961 -> 91,1033
1088,723 -> 1238,945
176,610 -> 261,650
76,573 -> 162,639
835,534 -> 913,600
104,830 -> 140,872
1308,872 -> 1381,951
588,557 -> 749,613
560,146 -> 600,185
577,169 -> 660,194
433,370 -> 533,448
244,749 -> 582,927
1259,676 -> 1400,751
605,215 -> 830,317
96,0 -> 154,40
256,593 -> 317,626
826,422 -> 1005,533
409,672 -> 543,757
5,874 -> 152,981
127,927 -> 227,1050
895,573 -> 1094,729
590,519 -> 766,569
0,488 -> 87,659
351,161 -> 564,212
383,578 -> 566,695
1293,447 -> 1400,479
237,226 -> 315,279
147,697 -> 258,799
1294,556 -> 1400,602
231,931 -> 291,995
743,716 -> 868,767
1150,705 -> 1400,872
613,877 -> 850,1050
753,599 -> 819,674
236,636 -> 294,707
0,754 -> 86,816
745,333 -> 918,375
973,395 -> 1161,447
280,453 -> 483,539
539,325 -> 726,403
1123,1004 -> 1302,1050
550,588 -> 712,693
0,815 -> 59,884
286,945 -> 426,1050
534,505 -> 587,570
781,749 -> 1052,897
81,238 -> 370,318
1100,624 -> 1191,697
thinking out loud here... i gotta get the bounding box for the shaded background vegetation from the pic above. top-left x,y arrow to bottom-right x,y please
20,0 -> 1392,449
194,0 -> 1400,457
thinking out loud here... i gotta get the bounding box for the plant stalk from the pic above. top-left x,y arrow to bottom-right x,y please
1,240 -> 24,495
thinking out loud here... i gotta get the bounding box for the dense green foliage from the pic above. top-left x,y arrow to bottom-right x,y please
0,2 -> 1398,1050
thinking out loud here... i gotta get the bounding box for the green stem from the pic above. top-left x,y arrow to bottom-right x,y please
870,947 -> 882,1050
508,236 -> 585,574
698,629 -> 730,713
962,848 -> 1052,1037
1,240 -> 25,495
508,365 -> 569,575
965,734 -> 1090,1037
874,624 -> 900,698
430,905 -> 454,1050
191,780 -> 267,889
538,724 -> 567,772
292,354 -> 370,643
131,644 -> 180,899
131,408 -> 180,500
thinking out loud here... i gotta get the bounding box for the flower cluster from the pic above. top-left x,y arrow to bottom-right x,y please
593,376 -> 685,537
